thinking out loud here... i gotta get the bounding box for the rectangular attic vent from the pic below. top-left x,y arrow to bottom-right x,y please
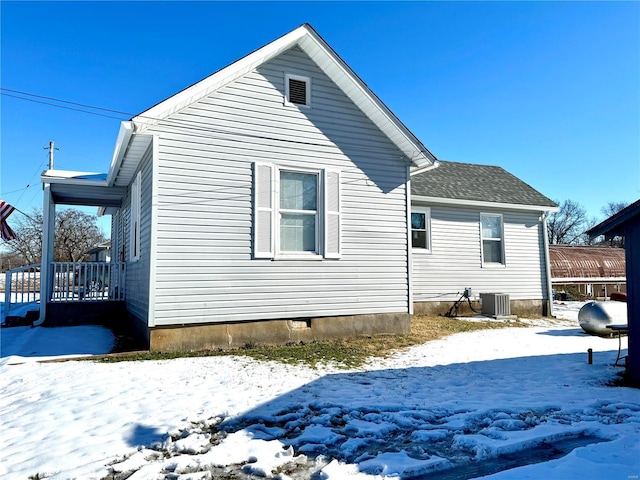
288,77 -> 308,105
480,293 -> 511,316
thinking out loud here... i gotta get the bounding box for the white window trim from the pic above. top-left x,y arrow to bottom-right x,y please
284,73 -> 311,108
253,162 -> 341,261
411,206 -> 431,253
129,170 -> 141,262
275,166 -> 322,260
480,212 -> 506,267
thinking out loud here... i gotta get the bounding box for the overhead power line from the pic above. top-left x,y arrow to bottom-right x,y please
1,88 -> 134,116
0,92 -> 126,121
1,87 -> 429,161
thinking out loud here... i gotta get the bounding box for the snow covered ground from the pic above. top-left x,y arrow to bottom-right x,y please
1,302 -> 638,479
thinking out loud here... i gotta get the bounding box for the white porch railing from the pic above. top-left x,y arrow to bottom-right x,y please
50,262 -> 126,302
3,264 -> 41,323
2,262 -> 126,323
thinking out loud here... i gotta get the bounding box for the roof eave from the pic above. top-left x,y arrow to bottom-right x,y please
106,121 -> 135,186
587,198 -> 640,239
412,194 -> 559,213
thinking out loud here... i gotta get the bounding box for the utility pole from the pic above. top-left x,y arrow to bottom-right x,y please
45,140 -> 59,170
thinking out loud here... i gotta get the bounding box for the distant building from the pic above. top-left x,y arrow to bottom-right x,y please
549,245 -> 625,299
85,241 -> 111,263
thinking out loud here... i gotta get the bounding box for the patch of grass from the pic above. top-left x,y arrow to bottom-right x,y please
96,315 -> 528,369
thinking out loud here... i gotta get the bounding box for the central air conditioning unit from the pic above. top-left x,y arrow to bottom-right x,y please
480,293 -> 511,316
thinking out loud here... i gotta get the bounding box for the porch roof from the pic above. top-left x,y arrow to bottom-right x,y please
41,170 -> 127,208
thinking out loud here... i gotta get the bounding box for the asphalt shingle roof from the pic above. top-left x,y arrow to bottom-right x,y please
411,161 -> 557,208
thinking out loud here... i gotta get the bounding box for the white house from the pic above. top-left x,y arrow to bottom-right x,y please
33,24 -> 557,351
37,24 -> 436,350
410,161 -> 558,317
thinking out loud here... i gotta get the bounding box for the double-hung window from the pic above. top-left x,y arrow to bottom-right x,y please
279,171 -> 318,253
480,213 -> 504,265
253,163 -> 340,260
411,207 -> 431,251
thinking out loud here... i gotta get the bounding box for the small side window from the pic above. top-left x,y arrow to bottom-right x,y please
285,74 -> 311,107
411,207 -> 431,251
480,213 -> 504,265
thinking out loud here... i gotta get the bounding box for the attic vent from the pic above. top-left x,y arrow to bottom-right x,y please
289,79 -> 307,104
286,74 -> 310,106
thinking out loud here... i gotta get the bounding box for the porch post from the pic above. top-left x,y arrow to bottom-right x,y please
36,183 -> 55,326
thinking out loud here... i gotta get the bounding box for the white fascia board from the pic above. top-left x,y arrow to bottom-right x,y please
131,28 -> 308,132
551,277 -> 626,284
410,161 -> 441,177
412,194 -> 560,213
41,170 -> 108,187
297,30 -> 435,169
106,121 -> 135,186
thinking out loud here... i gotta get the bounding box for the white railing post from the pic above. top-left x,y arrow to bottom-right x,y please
3,269 -> 12,324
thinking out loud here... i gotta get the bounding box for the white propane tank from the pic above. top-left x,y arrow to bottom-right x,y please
578,301 -> 627,335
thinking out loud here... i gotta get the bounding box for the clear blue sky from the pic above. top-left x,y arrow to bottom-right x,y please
1,1 -> 639,235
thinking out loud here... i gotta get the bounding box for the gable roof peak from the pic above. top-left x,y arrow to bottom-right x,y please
130,24 -> 434,169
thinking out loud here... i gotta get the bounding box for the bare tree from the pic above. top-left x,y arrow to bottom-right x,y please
601,201 -> 629,218
5,208 -> 107,264
578,215 -> 603,245
547,199 -> 588,245
0,251 -> 28,273
5,211 -> 42,265
595,201 -> 629,247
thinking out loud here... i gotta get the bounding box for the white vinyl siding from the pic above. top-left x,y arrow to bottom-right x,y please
123,147 -> 153,324
412,205 -> 548,302
145,46 -> 410,326
111,210 -> 124,264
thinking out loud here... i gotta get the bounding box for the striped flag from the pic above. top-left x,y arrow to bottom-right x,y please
0,200 -> 17,241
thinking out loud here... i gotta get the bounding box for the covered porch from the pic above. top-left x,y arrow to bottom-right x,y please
28,169 -> 128,327
3,260 -> 126,325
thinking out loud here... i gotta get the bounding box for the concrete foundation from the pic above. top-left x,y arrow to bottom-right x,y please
413,299 -> 550,318
148,312 -> 410,352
